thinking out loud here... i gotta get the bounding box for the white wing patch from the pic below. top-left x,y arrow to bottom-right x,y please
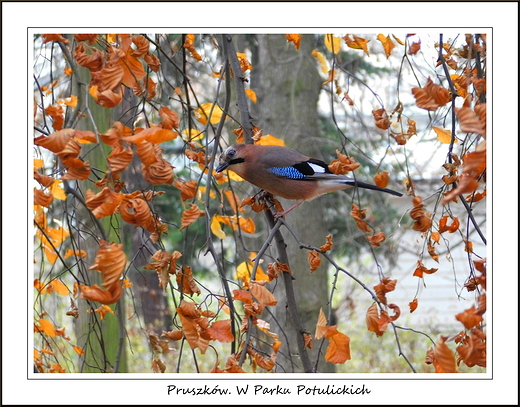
308,162 -> 326,174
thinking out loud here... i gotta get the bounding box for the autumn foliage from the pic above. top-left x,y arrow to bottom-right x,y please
33,33 -> 486,374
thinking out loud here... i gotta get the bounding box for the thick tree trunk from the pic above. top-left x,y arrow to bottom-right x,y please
250,34 -> 335,373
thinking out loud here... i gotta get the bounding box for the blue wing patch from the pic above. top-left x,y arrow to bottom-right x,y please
268,160 -> 330,180
268,166 -> 306,179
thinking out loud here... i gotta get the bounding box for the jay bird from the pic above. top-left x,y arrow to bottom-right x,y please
216,144 -> 403,216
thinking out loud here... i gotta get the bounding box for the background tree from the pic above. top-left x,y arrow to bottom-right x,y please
248,33 -> 333,372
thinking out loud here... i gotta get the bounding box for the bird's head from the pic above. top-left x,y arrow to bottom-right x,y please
216,144 -> 245,173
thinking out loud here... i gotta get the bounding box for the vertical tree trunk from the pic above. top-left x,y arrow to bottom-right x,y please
250,34 -> 335,373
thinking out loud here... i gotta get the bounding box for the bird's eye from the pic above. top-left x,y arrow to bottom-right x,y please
227,148 -> 236,158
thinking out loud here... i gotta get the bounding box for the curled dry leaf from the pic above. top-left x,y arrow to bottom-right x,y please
377,34 -> 395,58
455,106 -> 486,136
455,305 -> 484,330
173,179 -> 198,201
409,298 -> 418,313
367,231 -> 386,248
250,281 -> 277,307
34,188 -> 54,207
86,187 -> 123,218
366,303 -> 387,337
343,34 -> 370,56
319,234 -> 334,252
372,108 -> 390,130
286,34 -> 301,50
80,241 -> 127,305
374,171 -> 389,189
328,150 -> 360,175
308,250 -> 321,273
438,215 -> 460,233
442,148 -> 486,204
374,277 -> 397,305
350,203 -> 371,233
176,265 -> 201,297
432,336 -> 458,373
180,204 -> 205,230
413,260 -> 438,278
142,158 -> 174,185
412,77 -> 450,111
410,196 -> 432,232
324,327 -> 351,364
456,329 -> 486,368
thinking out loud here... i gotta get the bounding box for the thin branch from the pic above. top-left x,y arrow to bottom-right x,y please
265,212 -> 313,373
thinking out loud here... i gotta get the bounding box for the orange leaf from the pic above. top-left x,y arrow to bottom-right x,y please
312,49 -> 329,74
456,106 -> 486,136
412,77 -> 450,111
142,158 -> 175,185
325,327 -> 351,364
433,126 -> 455,144
73,346 -> 85,355
176,265 -> 201,296
286,34 -> 301,50
195,103 -> 226,125
328,150 -> 360,174
44,104 -> 65,130
250,282 -> 277,307
236,52 -> 252,72
409,298 -> 418,313
244,89 -> 257,103
455,306 -> 483,329
366,303 -> 386,337
325,34 -> 341,54
367,231 -> 386,248
233,289 -> 253,304
374,171 -> 389,188
42,34 -> 69,44
80,241 -> 126,305
162,330 -> 184,341
74,42 -> 104,71
408,40 -> 421,55
223,189 -> 245,214
413,260 -> 438,278
308,250 -> 321,273
183,34 -> 202,61
372,108 -> 390,130
456,329 -> 486,368
315,308 -> 328,340
159,106 -> 180,130
410,196 -> 432,232
34,188 -> 54,207
238,217 -> 256,234
319,234 -> 334,252
48,279 -> 69,296
36,319 -> 56,337
374,277 -> 397,305
119,198 -> 154,231
207,320 -> 234,343
179,204 -> 205,230
85,187 -> 123,218
432,336 -> 458,373
438,215 -> 460,233
377,34 -> 395,58
343,34 -> 370,56
173,179 -> 198,201
350,203 -> 371,233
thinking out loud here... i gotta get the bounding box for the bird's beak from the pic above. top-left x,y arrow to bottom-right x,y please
215,158 -> 228,173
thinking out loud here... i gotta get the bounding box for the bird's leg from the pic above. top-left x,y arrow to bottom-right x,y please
273,200 -> 304,219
